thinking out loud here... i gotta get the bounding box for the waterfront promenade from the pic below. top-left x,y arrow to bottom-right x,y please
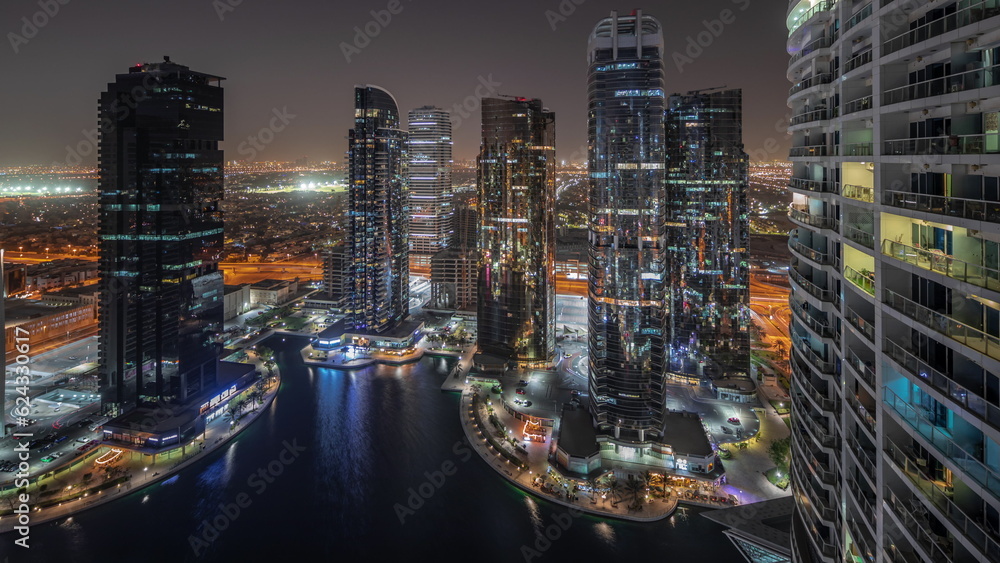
458,386 -> 678,522
0,360 -> 281,534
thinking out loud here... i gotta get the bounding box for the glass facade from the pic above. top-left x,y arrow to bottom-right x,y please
476,97 -> 556,364
98,59 -> 225,416
407,106 -> 453,257
666,89 -> 751,380
345,85 -> 409,335
587,11 -> 667,440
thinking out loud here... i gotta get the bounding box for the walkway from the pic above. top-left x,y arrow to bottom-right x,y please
458,386 -> 677,522
0,360 -> 281,534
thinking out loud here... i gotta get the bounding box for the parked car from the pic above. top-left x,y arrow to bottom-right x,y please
516,389 -> 526,395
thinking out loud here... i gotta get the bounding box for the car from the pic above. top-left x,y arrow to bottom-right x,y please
517,380 -> 528,386
54,435 -> 69,444
513,399 -> 522,405
564,352 -> 572,357
52,451 -> 64,459
728,417 -> 741,425
523,401 -> 532,407
39,443 -> 54,452
68,356 -> 78,361
571,390 -> 581,396
516,389 -> 526,395
40,456 -> 54,463
75,438 -> 89,444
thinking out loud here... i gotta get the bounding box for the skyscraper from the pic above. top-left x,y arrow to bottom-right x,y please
345,85 -> 410,335
587,11 -> 667,441
477,97 -> 556,364
665,88 -> 750,382
98,58 -> 225,416
785,2 -> 1000,561
407,106 -> 453,271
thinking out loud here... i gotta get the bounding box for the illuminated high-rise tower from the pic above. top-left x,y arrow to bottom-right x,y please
407,106 -> 453,270
98,58 -> 225,416
665,88 -> 750,382
345,85 -> 409,334
477,97 -> 556,364
586,10 -> 667,441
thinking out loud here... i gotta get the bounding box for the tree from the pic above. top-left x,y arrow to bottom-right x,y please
607,477 -> 622,505
624,475 -> 645,509
768,437 -> 791,472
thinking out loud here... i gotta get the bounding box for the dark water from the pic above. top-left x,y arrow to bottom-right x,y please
5,336 -> 741,562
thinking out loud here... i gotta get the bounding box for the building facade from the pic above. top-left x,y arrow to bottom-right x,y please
586,10 -> 668,442
665,89 -> 751,382
98,58 -> 225,416
407,106 -> 453,270
785,2 -> 1000,561
345,85 -> 410,335
477,97 -> 556,364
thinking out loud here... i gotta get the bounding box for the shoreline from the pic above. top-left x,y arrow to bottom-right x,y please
457,387 -> 677,523
0,366 -> 282,535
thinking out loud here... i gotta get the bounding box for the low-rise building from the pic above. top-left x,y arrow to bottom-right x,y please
25,259 -> 98,292
4,298 -> 96,363
223,284 -> 252,321
249,278 -> 299,307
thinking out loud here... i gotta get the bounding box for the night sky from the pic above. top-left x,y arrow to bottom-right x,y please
0,0 -> 792,166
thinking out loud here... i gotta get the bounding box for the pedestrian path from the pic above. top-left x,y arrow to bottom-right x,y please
0,361 -> 281,534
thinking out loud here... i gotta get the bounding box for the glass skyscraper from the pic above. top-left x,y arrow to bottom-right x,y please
586,10 -> 667,441
477,96 -> 556,364
344,85 -> 410,335
407,106 -> 453,267
666,89 -> 751,382
97,58 -> 225,416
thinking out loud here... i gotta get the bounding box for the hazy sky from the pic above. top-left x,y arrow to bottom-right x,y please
0,0 -> 792,166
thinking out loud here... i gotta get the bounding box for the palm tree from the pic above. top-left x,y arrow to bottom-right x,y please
607,477 -> 622,506
624,475 -> 645,509
223,407 -> 238,429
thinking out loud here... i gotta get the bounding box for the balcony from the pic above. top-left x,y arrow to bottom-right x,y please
848,430 -> 877,484
883,0 -> 1000,56
883,190 -> 1000,224
791,425 -> 838,488
843,2 -> 873,32
791,336 -> 836,375
845,306 -> 875,344
790,108 -> 831,127
789,237 -> 833,266
844,265 -> 875,296
844,225 -> 875,250
790,35 -> 832,66
796,459 -> 839,525
844,95 -> 873,115
789,177 -> 840,195
846,513 -> 877,563
844,50 -> 873,74
884,435 -> 1000,562
882,238 -> 1000,294
883,287 -> 1000,362
884,134 -> 1000,156
883,489 -> 957,563
884,386 -> 1000,499
790,205 -> 839,230
794,367 -> 838,414
840,142 -> 874,157
790,144 -> 830,158
788,0 -> 833,37
883,336 -> 1000,431
842,183 -> 874,203
789,267 -> 838,304
884,64 -> 1000,106
790,73 -> 833,97
846,390 -> 877,436
792,304 -> 837,341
